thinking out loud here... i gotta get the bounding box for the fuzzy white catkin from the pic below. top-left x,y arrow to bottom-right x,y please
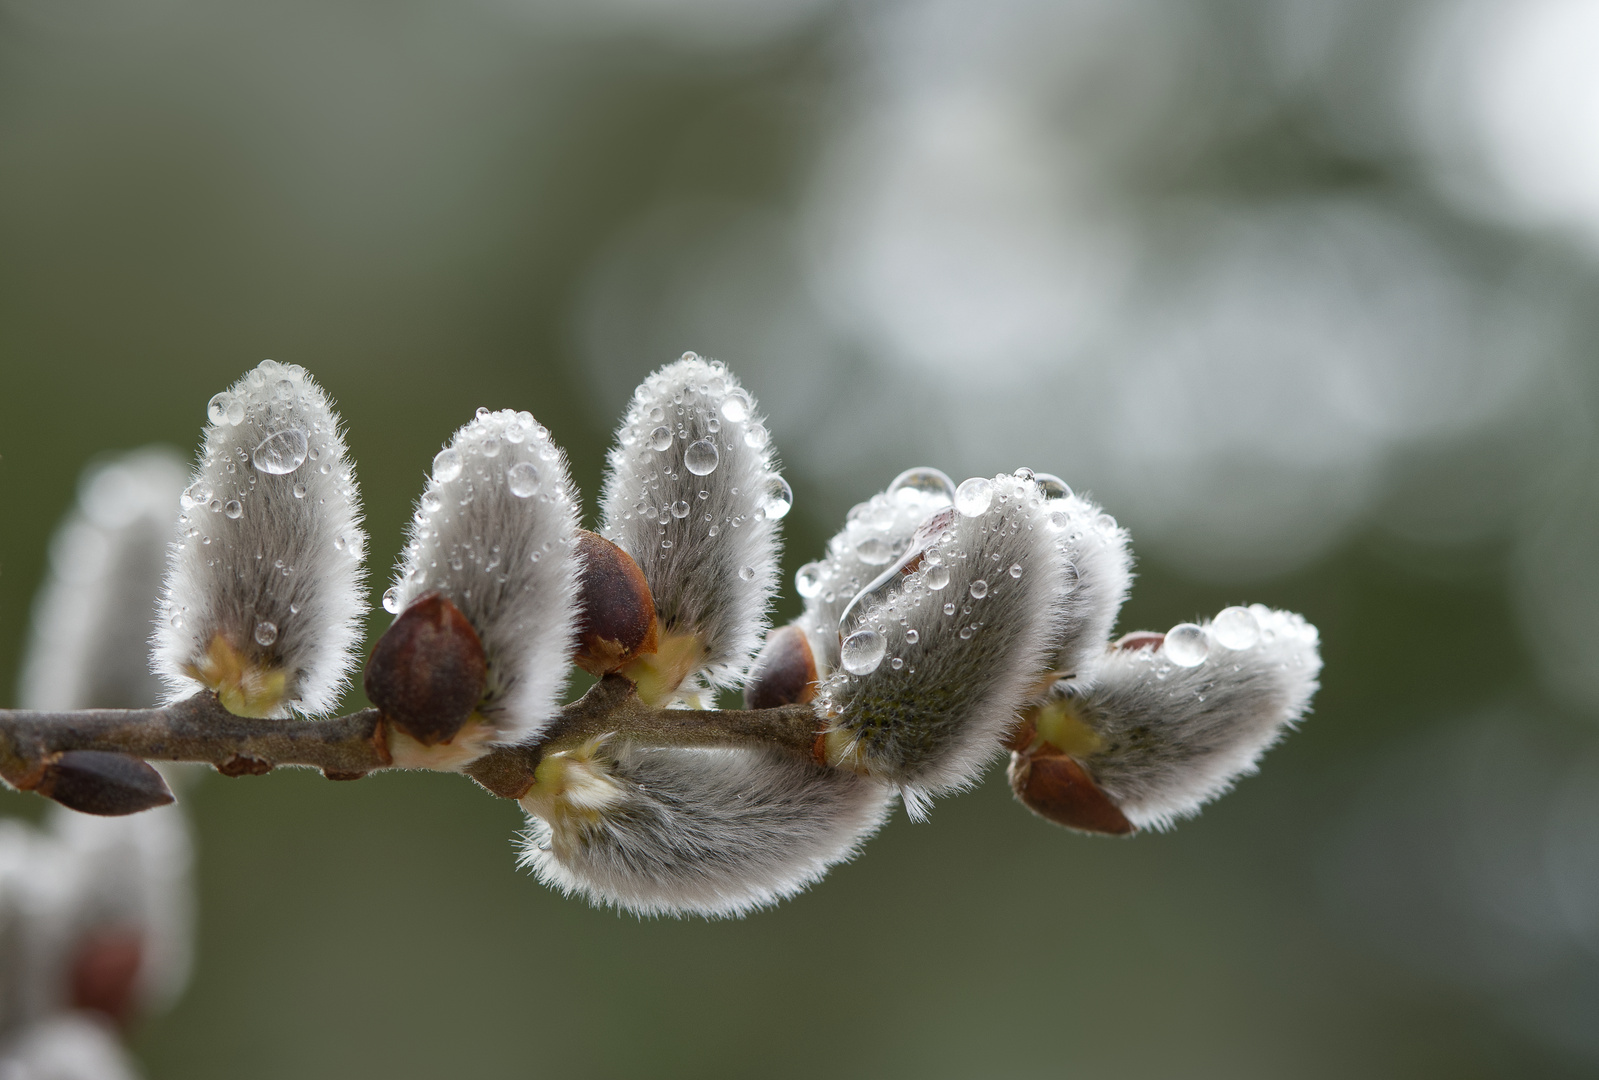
388,408 -> 581,743
0,1015 -> 140,1080
20,449 -> 186,712
519,743 -> 892,918
153,360 -> 367,716
1038,491 -> 1133,683
818,473 -> 1076,813
1072,605 -> 1322,830
792,467 -> 958,674
599,354 -> 788,690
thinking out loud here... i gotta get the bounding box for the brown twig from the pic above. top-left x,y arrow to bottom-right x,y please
0,675 -> 824,812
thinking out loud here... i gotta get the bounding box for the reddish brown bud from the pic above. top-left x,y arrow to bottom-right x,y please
70,926 -> 144,1027
744,625 -> 819,709
1008,750 -> 1134,836
1112,631 -> 1166,653
35,751 -> 175,816
216,753 -> 272,778
573,530 -> 659,676
364,591 -> 488,746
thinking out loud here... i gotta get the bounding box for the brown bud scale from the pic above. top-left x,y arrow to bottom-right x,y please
36,751 -> 175,816
365,591 -> 489,746
1008,750 -> 1135,836
573,531 -> 659,676
744,625 -> 819,710
217,753 -> 272,778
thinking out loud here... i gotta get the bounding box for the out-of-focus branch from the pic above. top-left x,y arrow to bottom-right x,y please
0,675 -> 824,812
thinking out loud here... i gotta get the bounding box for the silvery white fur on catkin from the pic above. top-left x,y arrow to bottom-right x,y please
153,360 -> 368,716
520,745 -> 892,918
21,448 -> 186,712
819,474 -> 1075,808
390,408 -> 581,743
793,476 -> 956,673
1072,606 -> 1321,831
0,807 -> 191,1040
1039,493 -> 1133,684
600,355 -> 785,690
0,1014 -> 139,1080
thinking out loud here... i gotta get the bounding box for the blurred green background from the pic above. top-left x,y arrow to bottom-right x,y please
3,0 -> 1598,1076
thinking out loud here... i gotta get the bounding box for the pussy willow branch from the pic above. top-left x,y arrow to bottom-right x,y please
0,675 -> 823,802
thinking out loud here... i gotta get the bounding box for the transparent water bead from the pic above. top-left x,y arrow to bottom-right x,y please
507,462 -> 541,498
721,391 -> 751,423
481,437 -> 502,458
422,490 -> 443,513
223,500 -> 243,519
856,537 -> 893,565
796,562 -> 824,598
759,476 -> 793,520
969,579 -> 988,599
207,393 -> 244,427
904,629 -> 919,644
887,466 -> 956,506
183,481 -> 212,508
432,449 -> 462,482
923,565 -> 950,590
1035,473 -> 1072,500
684,439 -> 719,475
743,423 -> 769,449
1009,563 -> 1023,579
1164,623 -> 1210,667
841,629 -> 887,675
1211,606 -> 1260,650
382,587 -> 402,614
738,566 -> 756,582
670,500 -> 691,519
648,426 -> 673,451
254,621 -> 279,647
252,429 -> 309,475
954,477 -> 993,517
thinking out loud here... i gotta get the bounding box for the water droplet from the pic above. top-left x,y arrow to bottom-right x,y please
721,390 -> 750,422
223,499 -> 243,519
670,499 -> 690,519
924,565 -> 951,590
254,621 -> 279,646
684,438 -> 719,475
507,462 -> 541,498
904,628 -> 919,644
383,587 -> 402,614
207,498 -> 223,514
334,534 -> 347,551
1009,563 -> 1023,579
887,467 -> 956,506
955,477 -> 993,517
274,378 -> 295,401
252,429 -> 309,475
1164,623 -> 1209,667
432,448 -> 462,482
943,602 -> 957,615
796,562 -> 824,598
759,475 -> 793,520
183,480 -> 212,507
841,629 -> 887,675
1035,473 -> 1072,500
648,406 -> 665,423
207,393 -> 234,425
169,613 -> 185,629
482,436 -> 502,458
1211,607 -> 1260,650
288,482 -> 305,499
890,657 -> 904,671
743,423 -> 769,449
648,426 -> 673,451
290,603 -> 301,614
969,579 -> 988,599
856,537 -> 893,565
959,626 -> 975,640
422,490 -> 443,513
1095,513 -> 1118,531
739,566 -> 756,582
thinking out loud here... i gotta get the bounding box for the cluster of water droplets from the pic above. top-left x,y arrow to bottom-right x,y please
607,353 -> 790,559
1127,604 -> 1321,691
385,407 -> 570,614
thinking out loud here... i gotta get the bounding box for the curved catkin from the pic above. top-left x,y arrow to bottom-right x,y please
153,360 -> 367,718
599,354 -> 789,693
1070,606 -> 1322,830
21,448 -> 186,712
388,408 -> 581,744
519,742 -> 892,918
1039,492 -> 1133,683
817,473 -> 1075,811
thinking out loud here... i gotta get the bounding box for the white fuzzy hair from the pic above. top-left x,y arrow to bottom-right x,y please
0,807 -> 191,1040
599,354 -> 784,690
519,743 -> 892,918
1070,605 -> 1322,831
0,1014 -> 139,1080
21,448 -> 186,712
153,360 -> 368,716
389,408 -> 581,743
1039,492 -> 1133,683
817,474 -> 1075,809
